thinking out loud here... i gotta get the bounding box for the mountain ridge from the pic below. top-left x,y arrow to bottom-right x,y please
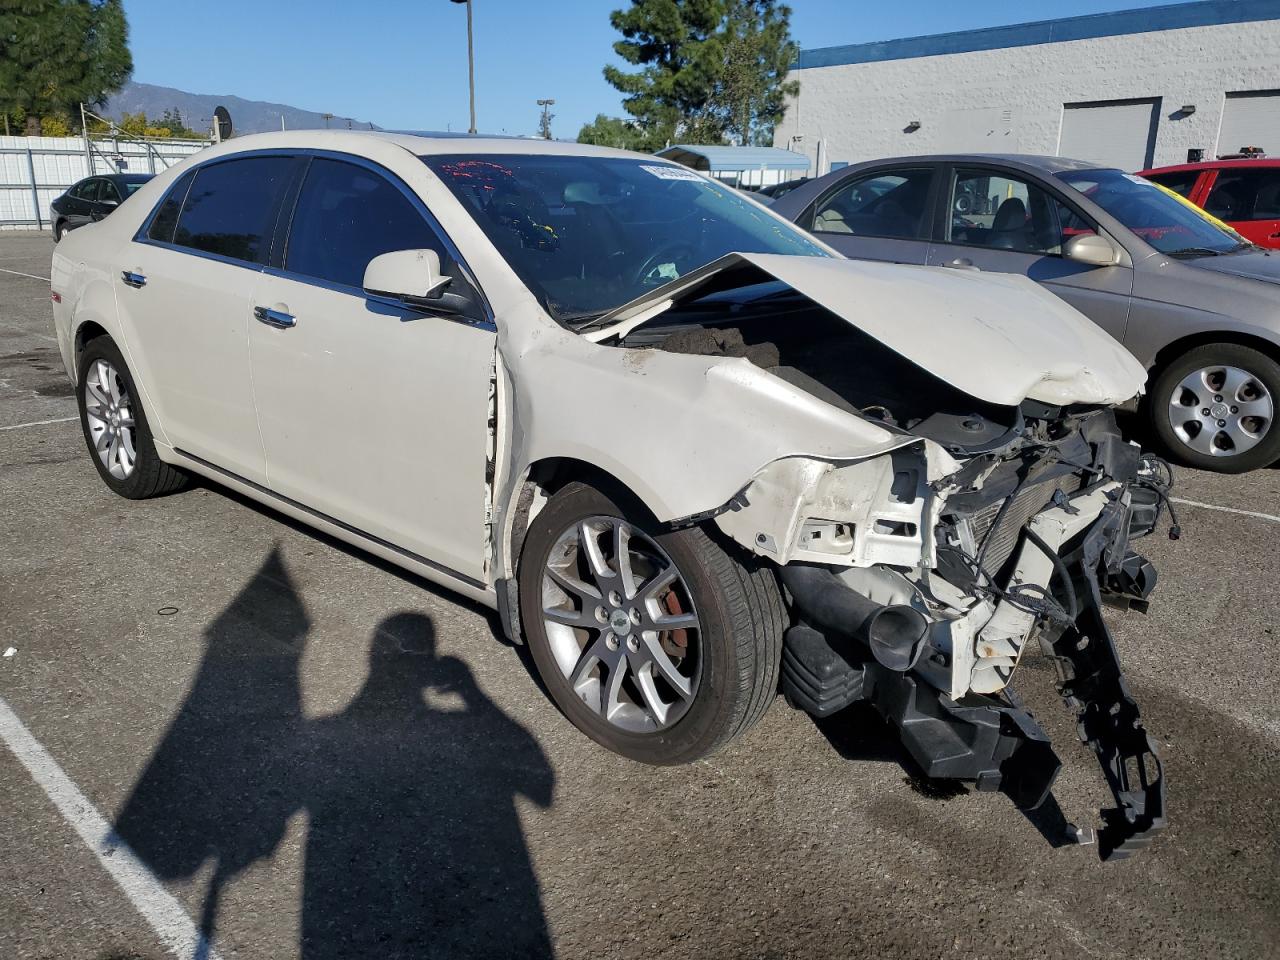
101,81 -> 379,136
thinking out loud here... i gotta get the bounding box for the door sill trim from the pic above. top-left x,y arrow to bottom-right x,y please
172,447 -> 487,591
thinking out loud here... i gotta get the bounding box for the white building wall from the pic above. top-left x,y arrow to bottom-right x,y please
775,20 -> 1280,172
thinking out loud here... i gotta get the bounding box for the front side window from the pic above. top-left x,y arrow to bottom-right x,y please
76,180 -> 100,202
812,169 -> 933,240
948,169 -> 1063,255
284,158 -> 447,290
172,156 -> 294,263
100,181 -> 123,204
422,154 -> 827,324
1205,169 -> 1280,221
1059,168 -> 1247,256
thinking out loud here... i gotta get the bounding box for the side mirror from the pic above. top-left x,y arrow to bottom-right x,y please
363,248 -> 451,304
1064,233 -> 1118,267
99,198 -> 119,208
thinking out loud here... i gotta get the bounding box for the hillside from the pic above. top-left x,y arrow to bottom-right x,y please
101,81 -> 379,136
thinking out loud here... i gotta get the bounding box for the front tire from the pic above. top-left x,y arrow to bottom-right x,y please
518,481 -> 785,765
76,337 -> 189,498
1149,343 -> 1280,473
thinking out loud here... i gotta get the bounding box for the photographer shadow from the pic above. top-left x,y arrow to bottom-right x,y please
114,547 -> 555,959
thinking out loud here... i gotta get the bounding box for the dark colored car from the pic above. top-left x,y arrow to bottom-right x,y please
50,173 -> 153,241
755,177 -> 811,202
1140,157 -> 1280,250
771,154 -> 1280,472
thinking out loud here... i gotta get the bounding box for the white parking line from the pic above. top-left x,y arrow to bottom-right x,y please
1171,496 -> 1280,525
0,266 -> 51,282
0,696 -> 223,960
0,416 -> 78,431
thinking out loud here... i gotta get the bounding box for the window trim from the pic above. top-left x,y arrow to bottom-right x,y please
804,164 -> 939,242
132,148 -> 494,329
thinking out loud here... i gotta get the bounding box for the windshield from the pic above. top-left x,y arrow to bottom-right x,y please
1057,168 -> 1246,256
422,154 -> 828,323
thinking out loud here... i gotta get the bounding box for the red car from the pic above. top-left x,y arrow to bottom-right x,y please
1139,156 -> 1280,249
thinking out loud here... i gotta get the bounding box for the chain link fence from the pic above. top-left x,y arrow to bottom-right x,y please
1,134 -> 212,230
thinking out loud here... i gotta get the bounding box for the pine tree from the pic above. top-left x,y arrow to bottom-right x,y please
0,0 -> 133,135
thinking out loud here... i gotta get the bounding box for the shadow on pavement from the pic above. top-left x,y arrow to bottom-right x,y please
113,546 -> 556,959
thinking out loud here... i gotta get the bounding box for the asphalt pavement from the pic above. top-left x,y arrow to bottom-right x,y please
0,232 -> 1276,959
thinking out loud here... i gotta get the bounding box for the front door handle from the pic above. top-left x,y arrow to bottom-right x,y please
121,270 -> 146,288
944,257 -> 974,268
253,305 -> 296,329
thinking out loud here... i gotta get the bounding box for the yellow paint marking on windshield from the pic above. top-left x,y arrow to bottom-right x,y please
1148,179 -> 1245,239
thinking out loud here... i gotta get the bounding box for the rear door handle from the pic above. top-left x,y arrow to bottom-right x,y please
121,270 -> 146,288
254,305 -> 296,329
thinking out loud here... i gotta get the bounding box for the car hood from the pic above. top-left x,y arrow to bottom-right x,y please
588,253 -> 1146,408
1185,248 -> 1280,285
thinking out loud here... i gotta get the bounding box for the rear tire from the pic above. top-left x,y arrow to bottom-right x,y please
76,337 -> 189,499
1149,343 -> 1280,473
518,481 -> 785,765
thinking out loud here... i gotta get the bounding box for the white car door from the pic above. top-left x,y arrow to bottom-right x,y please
247,155 -> 495,584
118,155 -> 297,484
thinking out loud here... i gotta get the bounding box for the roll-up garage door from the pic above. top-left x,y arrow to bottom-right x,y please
1218,91 -> 1280,156
1058,98 -> 1161,171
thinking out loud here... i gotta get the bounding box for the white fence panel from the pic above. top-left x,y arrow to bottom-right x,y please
0,135 -> 211,230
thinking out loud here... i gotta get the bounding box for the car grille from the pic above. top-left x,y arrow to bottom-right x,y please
970,474 -> 1084,573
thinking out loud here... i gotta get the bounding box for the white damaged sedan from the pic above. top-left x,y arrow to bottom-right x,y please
51,132 -> 1170,859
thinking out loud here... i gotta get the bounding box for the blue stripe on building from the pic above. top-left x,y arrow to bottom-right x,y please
797,0 -> 1280,70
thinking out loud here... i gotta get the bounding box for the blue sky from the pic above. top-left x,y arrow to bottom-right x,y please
122,0 -> 1179,137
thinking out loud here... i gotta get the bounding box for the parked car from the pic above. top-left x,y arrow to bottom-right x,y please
1140,157 -> 1280,249
771,155 -> 1280,473
50,173 -> 153,241
51,133 -> 1169,858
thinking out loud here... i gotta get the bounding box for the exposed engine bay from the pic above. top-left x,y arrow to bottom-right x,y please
610,273 -> 1174,860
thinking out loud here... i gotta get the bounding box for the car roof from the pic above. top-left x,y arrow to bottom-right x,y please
200,129 -> 647,161
1140,158 -> 1280,174
103,173 -> 154,182
831,153 -> 1111,175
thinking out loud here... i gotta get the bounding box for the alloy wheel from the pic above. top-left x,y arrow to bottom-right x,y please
1167,364 -> 1273,458
541,516 -> 701,733
83,358 -> 137,479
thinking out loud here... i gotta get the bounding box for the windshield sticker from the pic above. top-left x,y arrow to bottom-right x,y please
641,164 -> 704,182
1123,173 -> 1156,186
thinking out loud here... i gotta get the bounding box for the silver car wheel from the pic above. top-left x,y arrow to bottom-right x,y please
83,358 -> 137,479
1168,364 -> 1273,458
541,516 -> 701,733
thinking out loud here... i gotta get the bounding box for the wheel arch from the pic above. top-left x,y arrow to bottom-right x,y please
1147,329 -> 1280,382
492,456 -> 674,645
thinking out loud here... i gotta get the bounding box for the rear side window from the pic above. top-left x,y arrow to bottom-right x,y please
1205,168 -> 1280,221
172,156 -> 294,263
146,171 -> 195,243
1145,170 -> 1200,198
811,168 -> 934,240
284,157 -> 446,289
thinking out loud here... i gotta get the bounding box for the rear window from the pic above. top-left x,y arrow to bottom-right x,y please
172,156 -> 294,263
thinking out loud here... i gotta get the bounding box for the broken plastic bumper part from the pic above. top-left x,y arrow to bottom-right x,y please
780,484 -> 1166,861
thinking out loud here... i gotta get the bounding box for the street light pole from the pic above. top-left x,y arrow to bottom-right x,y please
450,0 -> 477,134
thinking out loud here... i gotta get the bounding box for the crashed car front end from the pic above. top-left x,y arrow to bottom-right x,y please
714,406 -> 1168,860
581,252 -> 1171,860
